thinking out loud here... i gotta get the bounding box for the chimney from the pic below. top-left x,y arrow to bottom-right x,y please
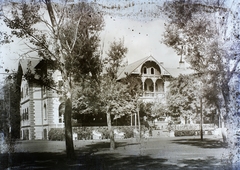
178,60 -> 185,69
178,47 -> 185,69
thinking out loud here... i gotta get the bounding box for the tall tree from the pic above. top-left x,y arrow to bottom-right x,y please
3,1 -> 104,159
160,0 -> 240,162
73,39 -> 134,150
166,74 -> 200,124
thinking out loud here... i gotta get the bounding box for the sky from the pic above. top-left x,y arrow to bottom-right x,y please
0,0 -> 181,80
101,15 -> 180,66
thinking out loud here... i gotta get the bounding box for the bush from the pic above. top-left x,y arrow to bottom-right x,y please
98,127 -> 109,139
48,128 -> 65,141
74,127 -> 93,140
174,130 -> 200,137
121,126 -> 134,138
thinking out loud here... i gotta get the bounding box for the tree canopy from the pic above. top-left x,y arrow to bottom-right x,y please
3,1 -> 104,159
161,0 -> 240,162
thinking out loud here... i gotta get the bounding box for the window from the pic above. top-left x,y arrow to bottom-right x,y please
43,86 -> 46,95
44,104 -> 47,120
26,108 -> 29,120
59,103 -> 64,123
58,80 -> 63,94
21,88 -> 23,98
26,87 -> 28,96
143,67 -> 147,74
151,68 -> 154,74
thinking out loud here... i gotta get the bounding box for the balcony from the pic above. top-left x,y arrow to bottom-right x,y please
141,92 -> 165,99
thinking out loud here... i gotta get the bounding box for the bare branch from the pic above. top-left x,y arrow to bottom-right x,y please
70,15 -> 83,52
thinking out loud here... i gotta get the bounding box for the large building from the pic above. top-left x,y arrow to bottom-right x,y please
17,56 -> 191,140
117,56 -> 192,102
18,59 -> 64,140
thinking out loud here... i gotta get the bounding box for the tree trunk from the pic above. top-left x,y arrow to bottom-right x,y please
64,98 -> 75,159
107,112 -> 115,150
221,82 -> 230,143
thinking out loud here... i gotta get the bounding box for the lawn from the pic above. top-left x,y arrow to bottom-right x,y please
0,136 -> 239,169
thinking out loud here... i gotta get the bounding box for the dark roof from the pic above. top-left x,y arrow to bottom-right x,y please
19,59 -> 41,74
117,56 -> 172,80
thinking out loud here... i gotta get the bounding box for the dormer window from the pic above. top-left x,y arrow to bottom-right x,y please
151,68 -> 154,74
143,67 -> 147,74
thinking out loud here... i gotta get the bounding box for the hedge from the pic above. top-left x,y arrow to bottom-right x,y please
48,128 -> 65,141
48,126 -> 147,141
174,130 -> 200,137
174,130 -> 214,136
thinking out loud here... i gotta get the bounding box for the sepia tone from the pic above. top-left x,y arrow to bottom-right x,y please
0,0 -> 239,169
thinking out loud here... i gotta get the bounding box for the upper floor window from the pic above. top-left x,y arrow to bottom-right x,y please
58,80 -> 63,95
43,86 -> 46,95
44,104 -> 47,120
26,87 -> 28,96
26,108 -> 29,120
143,67 -> 147,74
151,68 -> 154,74
21,88 -> 23,98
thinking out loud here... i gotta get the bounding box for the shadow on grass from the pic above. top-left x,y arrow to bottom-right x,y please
0,151 -> 233,170
78,141 -> 139,152
171,138 -> 228,149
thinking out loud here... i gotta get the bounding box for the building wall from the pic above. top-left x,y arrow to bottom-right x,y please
139,60 -> 169,102
20,69 -> 63,140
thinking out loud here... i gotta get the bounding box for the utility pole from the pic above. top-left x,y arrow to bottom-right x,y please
137,102 -> 141,139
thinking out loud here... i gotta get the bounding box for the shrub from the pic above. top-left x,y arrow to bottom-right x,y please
174,130 -> 200,137
121,126 -> 134,138
73,127 -> 93,140
48,128 -> 65,141
98,127 -> 109,139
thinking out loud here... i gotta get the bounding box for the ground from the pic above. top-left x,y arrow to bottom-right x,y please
0,135 -> 239,169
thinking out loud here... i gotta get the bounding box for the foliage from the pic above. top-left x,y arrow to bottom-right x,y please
174,130 -> 199,137
161,0 -> 240,162
166,74 -> 200,119
120,126 -> 134,138
48,128 -> 65,141
1,75 -> 21,141
74,127 -> 93,140
104,39 -> 128,80
167,120 -> 175,132
3,1 -> 104,158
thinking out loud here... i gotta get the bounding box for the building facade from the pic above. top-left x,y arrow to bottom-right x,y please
18,59 -> 63,140
18,56 -> 190,140
117,56 -> 179,102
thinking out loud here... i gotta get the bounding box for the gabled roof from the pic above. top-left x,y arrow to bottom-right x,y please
19,59 -> 41,75
117,56 -> 172,80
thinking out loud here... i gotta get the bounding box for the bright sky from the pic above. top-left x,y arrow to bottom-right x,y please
0,1 -> 181,80
101,15 -> 180,67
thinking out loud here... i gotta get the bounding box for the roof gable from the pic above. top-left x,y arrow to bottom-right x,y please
117,56 -> 171,80
19,59 -> 41,75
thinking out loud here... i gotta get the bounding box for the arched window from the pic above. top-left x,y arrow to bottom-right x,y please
143,67 -> 147,74
59,103 -> 65,123
151,68 -> 154,74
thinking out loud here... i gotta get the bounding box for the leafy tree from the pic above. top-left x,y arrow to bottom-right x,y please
2,1 -> 104,159
161,0 -> 240,162
166,74 -> 213,124
99,76 -> 135,149
149,101 -> 169,121
73,40 -> 136,150
166,75 -> 199,122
